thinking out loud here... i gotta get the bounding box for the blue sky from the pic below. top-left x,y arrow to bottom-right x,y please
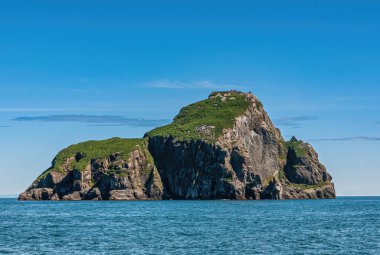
1,0 -> 379,196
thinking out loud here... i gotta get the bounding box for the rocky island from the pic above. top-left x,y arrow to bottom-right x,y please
19,91 -> 335,200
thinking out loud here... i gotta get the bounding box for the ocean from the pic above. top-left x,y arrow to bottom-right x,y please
0,197 -> 379,254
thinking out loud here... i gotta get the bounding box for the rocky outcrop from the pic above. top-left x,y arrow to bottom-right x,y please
280,137 -> 335,199
285,137 -> 332,185
19,139 -> 163,200
19,91 -> 335,200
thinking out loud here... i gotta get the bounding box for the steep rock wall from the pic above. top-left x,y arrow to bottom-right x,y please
19,142 -> 163,200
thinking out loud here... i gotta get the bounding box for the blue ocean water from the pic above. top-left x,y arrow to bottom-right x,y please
0,197 -> 379,255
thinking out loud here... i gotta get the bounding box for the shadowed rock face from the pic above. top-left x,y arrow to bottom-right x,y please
285,137 -> 332,185
147,136 -> 243,199
19,91 -> 335,200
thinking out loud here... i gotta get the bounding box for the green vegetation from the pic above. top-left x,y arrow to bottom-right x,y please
285,139 -> 307,157
255,101 -> 263,110
146,92 -> 251,142
289,181 -> 330,190
278,168 -> 287,182
51,137 -> 149,172
278,167 -> 329,190
35,168 -> 54,182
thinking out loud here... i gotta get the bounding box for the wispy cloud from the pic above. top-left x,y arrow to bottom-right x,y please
12,115 -> 169,127
0,108 -> 92,112
143,79 -> 242,89
0,125 -> 11,128
309,136 -> 380,142
274,116 -> 319,128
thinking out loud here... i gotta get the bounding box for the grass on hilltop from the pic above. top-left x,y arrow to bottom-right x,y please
284,139 -> 308,158
289,181 -> 330,190
37,138 -> 152,179
146,92 -> 251,142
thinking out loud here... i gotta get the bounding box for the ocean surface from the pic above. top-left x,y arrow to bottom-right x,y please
0,197 -> 379,255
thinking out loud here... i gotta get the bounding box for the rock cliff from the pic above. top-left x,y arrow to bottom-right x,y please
19,138 -> 163,200
19,91 -> 335,200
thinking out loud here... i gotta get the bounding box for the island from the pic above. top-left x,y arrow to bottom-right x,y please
19,91 -> 335,200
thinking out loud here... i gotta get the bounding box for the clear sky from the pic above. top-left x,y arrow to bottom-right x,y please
1,0 -> 379,196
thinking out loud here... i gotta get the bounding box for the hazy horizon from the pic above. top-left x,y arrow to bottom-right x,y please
1,1 -> 380,196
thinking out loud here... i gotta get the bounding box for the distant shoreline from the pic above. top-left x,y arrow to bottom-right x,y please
0,195 -> 18,198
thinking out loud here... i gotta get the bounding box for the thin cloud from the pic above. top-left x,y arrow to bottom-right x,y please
274,116 -> 319,128
143,79 -> 242,89
0,108 -> 93,112
12,115 -> 169,128
309,136 -> 380,142
0,125 -> 11,128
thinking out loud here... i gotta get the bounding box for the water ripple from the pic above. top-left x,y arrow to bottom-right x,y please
0,197 -> 379,254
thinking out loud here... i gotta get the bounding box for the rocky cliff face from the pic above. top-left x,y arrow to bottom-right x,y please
19,91 -> 335,200
19,138 -> 163,200
146,91 -> 335,200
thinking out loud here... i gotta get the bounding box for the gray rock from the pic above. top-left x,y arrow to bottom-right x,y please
285,137 -> 332,185
19,147 -> 163,201
62,191 -> 82,201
